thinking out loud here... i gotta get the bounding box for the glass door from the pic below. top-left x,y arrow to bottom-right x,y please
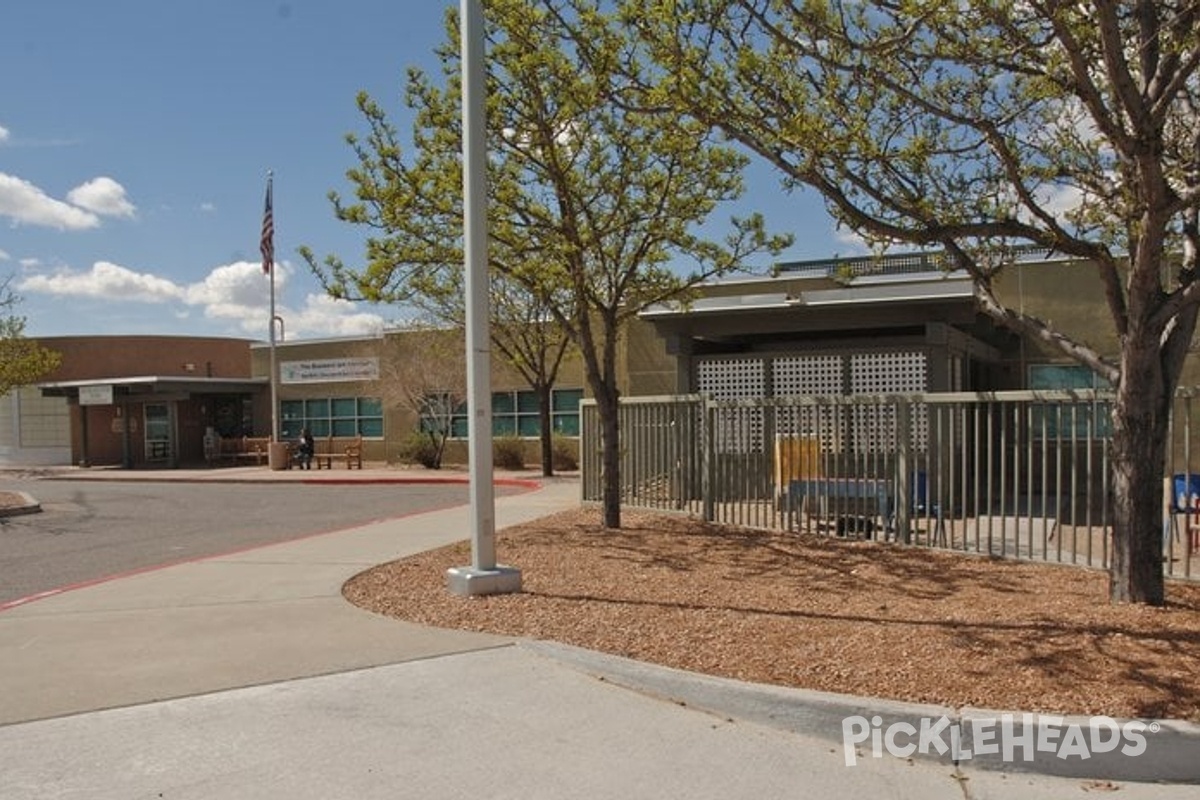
144,403 -> 173,463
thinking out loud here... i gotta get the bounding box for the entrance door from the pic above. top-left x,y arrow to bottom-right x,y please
144,403 -> 174,464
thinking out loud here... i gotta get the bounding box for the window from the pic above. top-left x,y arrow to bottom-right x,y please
280,396 -> 383,439
550,388 -> 583,436
440,388 -> 583,439
418,393 -> 466,438
1028,364 -> 1112,439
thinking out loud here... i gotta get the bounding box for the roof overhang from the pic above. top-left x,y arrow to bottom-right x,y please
786,278 -> 975,307
641,276 -> 981,342
38,375 -> 268,401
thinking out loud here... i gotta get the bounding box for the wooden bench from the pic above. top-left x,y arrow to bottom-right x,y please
216,436 -> 271,466
314,435 -> 363,469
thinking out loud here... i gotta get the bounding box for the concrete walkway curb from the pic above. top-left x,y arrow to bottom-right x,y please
522,641 -> 1200,784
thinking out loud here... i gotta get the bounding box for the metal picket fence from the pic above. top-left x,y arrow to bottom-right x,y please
581,391 -> 1200,580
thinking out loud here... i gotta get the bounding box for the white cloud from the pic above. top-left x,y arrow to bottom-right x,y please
18,260 -> 184,302
18,258 -> 386,339
185,260 -> 277,308
0,248 -> 8,261
186,261 -> 283,336
1033,183 -> 1086,220
831,224 -> 874,255
0,172 -> 100,230
181,262 -> 386,338
0,125 -> 9,145
66,176 -> 136,219
289,293 -> 386,338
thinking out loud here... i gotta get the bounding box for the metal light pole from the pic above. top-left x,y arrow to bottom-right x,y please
446,0 -> 521,596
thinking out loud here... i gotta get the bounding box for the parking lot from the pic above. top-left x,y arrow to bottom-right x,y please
0,478 -> 514,605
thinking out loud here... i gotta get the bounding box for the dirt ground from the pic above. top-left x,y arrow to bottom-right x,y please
345,507 -> 1200,722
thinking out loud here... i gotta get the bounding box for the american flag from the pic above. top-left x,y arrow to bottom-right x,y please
260,174 -> 274,275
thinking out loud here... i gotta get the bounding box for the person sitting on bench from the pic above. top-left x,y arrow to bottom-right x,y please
295,428 -> 315,470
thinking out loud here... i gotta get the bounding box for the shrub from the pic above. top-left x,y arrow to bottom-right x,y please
493,435 -> 526,470
397,431 -> 442,469
551,434 -> 579,471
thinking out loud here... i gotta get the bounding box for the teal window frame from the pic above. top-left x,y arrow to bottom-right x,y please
446,388 -> 583,439
1028,364 -> 1112,440
280,396 -> 384,440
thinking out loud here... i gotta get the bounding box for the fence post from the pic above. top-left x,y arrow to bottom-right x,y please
702,396 -> 715,523
895,398 -> 912,544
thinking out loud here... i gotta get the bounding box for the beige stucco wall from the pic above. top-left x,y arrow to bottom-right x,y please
991,260 -> 1200,390
990,260 -> 1118,386
619,318 -> 678,397
251,328 -> 586,466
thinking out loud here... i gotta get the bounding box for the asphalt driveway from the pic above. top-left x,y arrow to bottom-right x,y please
0,479 -> 511,605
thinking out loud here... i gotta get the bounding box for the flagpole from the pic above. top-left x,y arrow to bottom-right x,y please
262,170 -> 279,444
446,0 -> 520,596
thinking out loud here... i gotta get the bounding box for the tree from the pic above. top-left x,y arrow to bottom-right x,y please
630,0 -> 1200,602
305,0 -> 790,526
312,228 -> 575,476
407,269 -> 576,478
380,325 -> 467,470
489,278 -> 576,476
0,277 -> 60,396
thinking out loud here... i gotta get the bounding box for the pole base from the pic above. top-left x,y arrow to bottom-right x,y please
446,565 -> 523,597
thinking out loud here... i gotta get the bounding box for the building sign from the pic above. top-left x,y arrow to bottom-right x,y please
280,357 -> 380,385
79,384 -> 114,406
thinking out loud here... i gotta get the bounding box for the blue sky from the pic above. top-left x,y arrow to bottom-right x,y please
2,1 -> 853,343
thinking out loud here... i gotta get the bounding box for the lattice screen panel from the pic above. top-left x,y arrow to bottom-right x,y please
849,352 -> 928,452
849,352 -> 927,393
698,358 -> 765,399
773,355 -> 844,395
695,352 -> 932,454
698,358 -> 765,453
772,355 -> 845,446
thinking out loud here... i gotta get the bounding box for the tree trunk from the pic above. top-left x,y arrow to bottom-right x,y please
597,388 -> 621,529
427,429 -> 446,470
1108,348 -> 1170,606
538,382 -> 554,477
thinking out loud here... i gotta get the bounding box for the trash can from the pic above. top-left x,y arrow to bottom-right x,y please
268,441 -> 290,471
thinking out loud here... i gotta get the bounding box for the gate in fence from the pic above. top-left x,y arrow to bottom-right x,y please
581,391 -> 1200,580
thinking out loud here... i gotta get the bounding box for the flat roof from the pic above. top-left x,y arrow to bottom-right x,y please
642,276 -> 975,319
38,375 -> 268,397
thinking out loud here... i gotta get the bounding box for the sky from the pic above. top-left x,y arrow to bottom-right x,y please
1,1 -> 855,344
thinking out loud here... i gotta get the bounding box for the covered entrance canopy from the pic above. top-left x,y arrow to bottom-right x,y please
39,375 -> 268,468
640,273 -> 1018,396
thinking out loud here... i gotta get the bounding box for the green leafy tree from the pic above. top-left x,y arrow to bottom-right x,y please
490,279 -> 576,477
305,0 -> 790,527
631,0 -> 1200,602
0,277 -> 60,395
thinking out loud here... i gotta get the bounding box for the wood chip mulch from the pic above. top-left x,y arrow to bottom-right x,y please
344,508 -> 1200,721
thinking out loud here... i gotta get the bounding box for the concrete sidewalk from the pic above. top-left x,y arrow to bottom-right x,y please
0,470 -> 570,722
0,468 -> 1196,796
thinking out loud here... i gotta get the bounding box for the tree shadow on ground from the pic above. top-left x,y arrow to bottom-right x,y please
512,510 -> 1066,603
350,508 -> 1200,720
499,509 -> 1200,718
